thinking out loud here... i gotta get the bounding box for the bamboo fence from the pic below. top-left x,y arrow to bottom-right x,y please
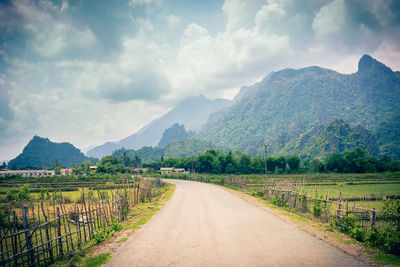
0,177 -> 154,266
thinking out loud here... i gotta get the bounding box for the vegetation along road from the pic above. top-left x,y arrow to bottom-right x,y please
107,180 -> 366,266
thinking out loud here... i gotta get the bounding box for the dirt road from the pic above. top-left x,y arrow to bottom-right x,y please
107,180 -> 367,266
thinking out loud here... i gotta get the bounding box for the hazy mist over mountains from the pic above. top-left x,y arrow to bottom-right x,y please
86,95 -> 231,158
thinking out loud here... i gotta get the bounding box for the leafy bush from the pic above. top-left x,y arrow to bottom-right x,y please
93,229 -> 108,244
312,198 -> 322,217
297,194 -> 308,212
111,222 -> 122,232
92,222 -> 123,244
334,218 -> 348,233
271,195 -> 288,207
367,227 -> 400,256
349,226 -> 365,242
366,199 -> 400,256
334,214 -> 355,233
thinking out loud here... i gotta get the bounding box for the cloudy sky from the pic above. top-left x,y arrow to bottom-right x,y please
1,0 -> 400,160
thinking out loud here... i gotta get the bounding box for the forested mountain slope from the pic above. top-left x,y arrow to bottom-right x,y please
9,136 -> 95,169
199,55 -> 400,158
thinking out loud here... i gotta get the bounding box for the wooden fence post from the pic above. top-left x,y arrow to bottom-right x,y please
12,211 -> 18,266
337,191 -> 342,219
371,208 -> 376,229
324,190 -> 328,222
22,206 -> 35,266
56,207 -> 63,256
345,200 -> 349,231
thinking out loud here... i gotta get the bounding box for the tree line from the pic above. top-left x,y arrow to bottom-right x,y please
60,147 -> 400,175
145,147 -> 400,174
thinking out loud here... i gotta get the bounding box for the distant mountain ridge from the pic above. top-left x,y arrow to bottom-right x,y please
158,123 -> 193,148
87,95 -> 231,158
198,55 -> 400,158
8,136 -> 96,169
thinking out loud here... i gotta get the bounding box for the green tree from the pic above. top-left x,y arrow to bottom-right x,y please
100,156 -> 119,165
251,156 -> 265,174
310,159 -> 325,172
238,154 -> 252,174
343,148 -> 375,173
287,156 -> 300,173
266,156 -> 277,173
276,156 -> 287,172
0,162 -> 6,170
196,153 -> 215,173
121,152 -> 132,167
224,151 -> 236,173
52,160 -> 64,174
325,153 -> 347,172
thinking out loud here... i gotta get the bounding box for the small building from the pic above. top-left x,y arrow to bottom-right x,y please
131,167 -> 150,174
160,167 -> 174,174
0,170 -> 55,177
60,168 -> 73,175
159,167 -> 188,174
89,166 -> 98,170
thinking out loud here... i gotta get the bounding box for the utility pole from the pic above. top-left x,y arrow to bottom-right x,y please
264,143 -> 268,176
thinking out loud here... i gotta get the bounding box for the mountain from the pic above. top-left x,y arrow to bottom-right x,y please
158,123 -> 193,148
163,138 -> 218,159
199,55 -> 400,158
8,136 -> 96,169
112,138 -> 217,163
87,95 -> 231,158
233,85 -> 251,102
281,119 -> 379,159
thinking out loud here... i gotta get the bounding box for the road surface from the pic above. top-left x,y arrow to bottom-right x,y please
107,179 -> 367,266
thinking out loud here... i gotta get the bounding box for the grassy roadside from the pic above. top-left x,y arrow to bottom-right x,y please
56,182 -> 175,267
220,185 -> 400,266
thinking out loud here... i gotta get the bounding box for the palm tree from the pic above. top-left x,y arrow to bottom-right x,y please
133,155 -> 143,167
121,152 -> 132,167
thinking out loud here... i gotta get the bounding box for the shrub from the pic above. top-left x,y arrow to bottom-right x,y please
111,222 -> 122,232
367,227 -> 400,256
93,229 -> 108,244
312,198 -> 322,217
271,195 -> 288,207
349,226 -> 365,242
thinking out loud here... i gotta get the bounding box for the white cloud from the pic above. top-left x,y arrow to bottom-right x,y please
31,24 -> 97,57
129,0 -> 162,7
312,0 -> 346,38
167,14 -> 181,28
255,1 -> 286,33
222,0 -> 264,32
60,1 -> 68,12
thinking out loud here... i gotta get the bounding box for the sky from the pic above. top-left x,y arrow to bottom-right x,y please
0,0 -> 400,160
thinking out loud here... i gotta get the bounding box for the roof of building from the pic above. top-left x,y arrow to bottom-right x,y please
160,167 -> 174,171
0,170 -> 55,174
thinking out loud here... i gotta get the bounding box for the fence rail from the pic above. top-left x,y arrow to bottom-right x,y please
217,176 -> 397,234
0,177 -> 155,266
